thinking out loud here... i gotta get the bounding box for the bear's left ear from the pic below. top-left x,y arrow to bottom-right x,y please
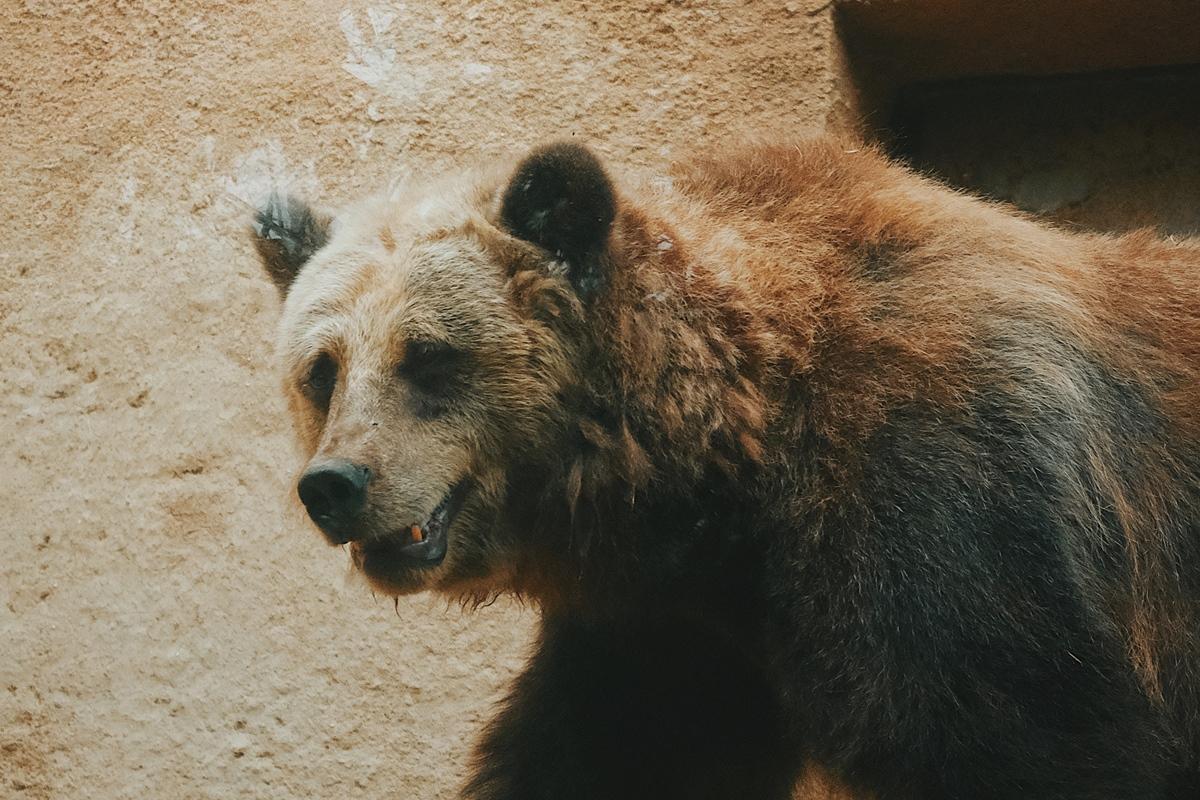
499,142 -> 616,297
251,193 -> 332,295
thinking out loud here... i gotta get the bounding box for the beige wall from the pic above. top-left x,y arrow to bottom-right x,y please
0,2 -> 844,797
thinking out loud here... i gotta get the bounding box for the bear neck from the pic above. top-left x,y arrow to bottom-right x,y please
509,204 -> 821,622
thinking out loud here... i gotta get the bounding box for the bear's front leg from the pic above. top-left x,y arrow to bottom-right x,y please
463,614 -> 799,800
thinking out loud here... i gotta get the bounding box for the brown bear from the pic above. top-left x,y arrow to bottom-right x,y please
252,137 -> 1200,800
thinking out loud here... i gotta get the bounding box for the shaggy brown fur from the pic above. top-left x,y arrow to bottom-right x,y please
254,136 -> 1200,800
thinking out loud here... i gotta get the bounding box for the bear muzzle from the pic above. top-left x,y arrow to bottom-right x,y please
349,477 -> 473,579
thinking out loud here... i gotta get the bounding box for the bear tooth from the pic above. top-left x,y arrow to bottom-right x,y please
410,524 -> 424,543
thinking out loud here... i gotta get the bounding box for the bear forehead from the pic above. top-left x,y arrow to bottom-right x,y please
283,171 -> 500,298
276,231 -> 515,371
348,165 -> 501,241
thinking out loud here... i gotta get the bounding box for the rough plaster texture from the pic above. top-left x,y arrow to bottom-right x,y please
1,2 -> 843,798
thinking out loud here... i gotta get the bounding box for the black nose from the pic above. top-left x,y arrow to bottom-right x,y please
297,460 -> 371,544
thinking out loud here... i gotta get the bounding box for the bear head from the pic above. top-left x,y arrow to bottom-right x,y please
252,143 -> 623,599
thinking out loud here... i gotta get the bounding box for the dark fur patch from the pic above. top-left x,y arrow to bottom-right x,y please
773,390 -> 1172,798
466,616 -> 798,800
499,142 -> 616,297
252,193 -> 331,293
856,239 -> 906,281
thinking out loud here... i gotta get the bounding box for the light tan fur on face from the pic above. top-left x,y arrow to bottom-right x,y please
274,171 -> 577,594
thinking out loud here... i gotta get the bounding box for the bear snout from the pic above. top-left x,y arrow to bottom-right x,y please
297,460 -> 372,545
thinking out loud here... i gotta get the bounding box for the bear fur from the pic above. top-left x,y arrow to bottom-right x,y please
254,137 -> 1200,799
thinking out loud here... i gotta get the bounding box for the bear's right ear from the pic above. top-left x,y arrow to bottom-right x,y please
251,193 -> 332,294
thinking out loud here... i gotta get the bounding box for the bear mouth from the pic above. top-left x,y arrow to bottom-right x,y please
351,479 -> 472,575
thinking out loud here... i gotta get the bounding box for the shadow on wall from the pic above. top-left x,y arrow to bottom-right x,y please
836,0 -> 1200,236
890,67 -> 1200,237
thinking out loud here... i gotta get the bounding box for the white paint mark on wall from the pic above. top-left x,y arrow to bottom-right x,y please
121,176 -> 138,204
222,140 -> 322,208
366,5 -> 399,35
118,176 -> 139,241
461,62 -> 494,83
339,8 -> 397,88
339,5 -> 430,102
350,124 -> 377,160
198,136 -> 216,172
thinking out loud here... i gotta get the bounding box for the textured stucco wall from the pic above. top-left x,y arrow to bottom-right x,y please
0,2 -> 845,797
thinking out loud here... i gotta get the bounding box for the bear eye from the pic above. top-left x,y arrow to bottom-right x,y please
398,339 -> 466,411
304,353 -> 338,408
